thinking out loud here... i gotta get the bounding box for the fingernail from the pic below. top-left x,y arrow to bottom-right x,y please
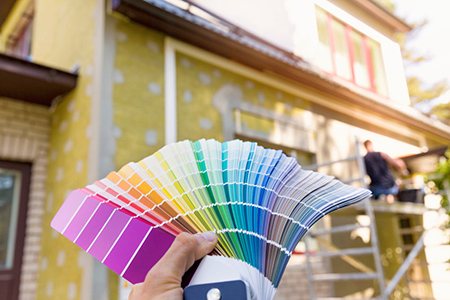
196,231 -> 217,243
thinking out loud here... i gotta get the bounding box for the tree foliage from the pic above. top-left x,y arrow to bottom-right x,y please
372,0 -> 396,13
407,77 -> 448,106
428,148 -> 450,207
431,102 -> 450,125
374,1 -> 450,116
376,0 -> 450,205
396,19 -> 430,65
397,20 -> 449,110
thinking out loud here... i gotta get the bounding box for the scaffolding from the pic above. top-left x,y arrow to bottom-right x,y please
302,139 -> 449,300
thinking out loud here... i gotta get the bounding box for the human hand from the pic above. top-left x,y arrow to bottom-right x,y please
128,231 -> 218,300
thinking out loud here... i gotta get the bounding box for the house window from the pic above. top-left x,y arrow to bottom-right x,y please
5,2 -> 34,60
315,7 -> 388,96
233,109 -> 316,166
234,133 -> 316,167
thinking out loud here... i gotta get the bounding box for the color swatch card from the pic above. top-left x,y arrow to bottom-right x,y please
51,139 -> 370,300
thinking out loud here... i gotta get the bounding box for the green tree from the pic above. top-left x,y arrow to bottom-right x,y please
374,0 -> 450,116
407,77 -> 448,107
428,148 -> 450,207
372,0 -> 396,13
395,19 -> 449,110
431,103 -> 450,125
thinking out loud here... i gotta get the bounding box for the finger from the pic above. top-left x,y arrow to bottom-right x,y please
130,232 -> 217,300
128,283 -> 141,300
148,231 -> 217,281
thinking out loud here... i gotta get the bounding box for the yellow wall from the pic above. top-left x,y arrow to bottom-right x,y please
32,0 -> 95,70
33,0 -> 96,299
113,20 -> 166,168
175,53 -> 311,142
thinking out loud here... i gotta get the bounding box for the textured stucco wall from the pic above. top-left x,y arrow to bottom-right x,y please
175,53 -> 312,143
106,20 -> 168,299
112,21 -> 166,169
32,0 -> 96,299
36,94 -> 92,300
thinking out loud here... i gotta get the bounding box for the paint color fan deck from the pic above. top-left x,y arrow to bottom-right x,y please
51,139 -> 370,300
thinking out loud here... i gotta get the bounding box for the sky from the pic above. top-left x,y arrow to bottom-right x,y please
391,0 -> 450,110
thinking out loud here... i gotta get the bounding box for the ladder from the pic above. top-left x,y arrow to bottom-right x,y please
303,138 -> 387,300
397,217 -> 433,299
302,139 -> 449,299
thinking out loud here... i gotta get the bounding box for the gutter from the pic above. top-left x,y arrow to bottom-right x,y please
112,0 -> 450,142
0,53 -> 78,106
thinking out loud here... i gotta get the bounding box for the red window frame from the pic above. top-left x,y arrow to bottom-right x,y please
320,11 -> 382,94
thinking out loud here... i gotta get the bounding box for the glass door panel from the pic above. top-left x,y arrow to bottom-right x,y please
0,160 -> 31,300
0,169 -> 21,269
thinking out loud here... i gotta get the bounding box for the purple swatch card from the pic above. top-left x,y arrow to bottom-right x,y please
51,190 -> 176,284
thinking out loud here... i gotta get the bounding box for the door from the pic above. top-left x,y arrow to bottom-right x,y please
0,160 -> 31,300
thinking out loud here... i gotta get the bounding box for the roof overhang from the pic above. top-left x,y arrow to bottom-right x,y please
400,146 -> 448,174
349,0 -> 412,33
112,0 -> 450,144
0,53 -> 78,106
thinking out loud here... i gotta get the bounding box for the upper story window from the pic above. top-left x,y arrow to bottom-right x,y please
315,6 -> 388,97
4,2 -> 34,61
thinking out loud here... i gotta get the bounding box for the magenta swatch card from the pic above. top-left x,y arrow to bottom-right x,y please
51,189 -> 175,284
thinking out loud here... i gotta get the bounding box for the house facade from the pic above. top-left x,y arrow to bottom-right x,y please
1,0 -> 449,299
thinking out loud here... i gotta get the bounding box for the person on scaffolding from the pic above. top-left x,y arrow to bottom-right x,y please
363,140 -> 408,203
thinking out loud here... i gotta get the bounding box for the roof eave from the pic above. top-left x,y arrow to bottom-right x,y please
350,0 -> 412,32
112,0 -> 450,143
0,53 -> 78,106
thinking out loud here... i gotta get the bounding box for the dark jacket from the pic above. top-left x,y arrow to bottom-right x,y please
364,152 -> 395,188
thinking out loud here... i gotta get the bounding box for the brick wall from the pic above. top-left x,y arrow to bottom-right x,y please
0,97 -> 50,300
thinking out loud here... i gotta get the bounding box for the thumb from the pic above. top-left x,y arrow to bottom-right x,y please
130,232 -> 218,300
144,232 -> 217,287
153,231 -> 218,281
